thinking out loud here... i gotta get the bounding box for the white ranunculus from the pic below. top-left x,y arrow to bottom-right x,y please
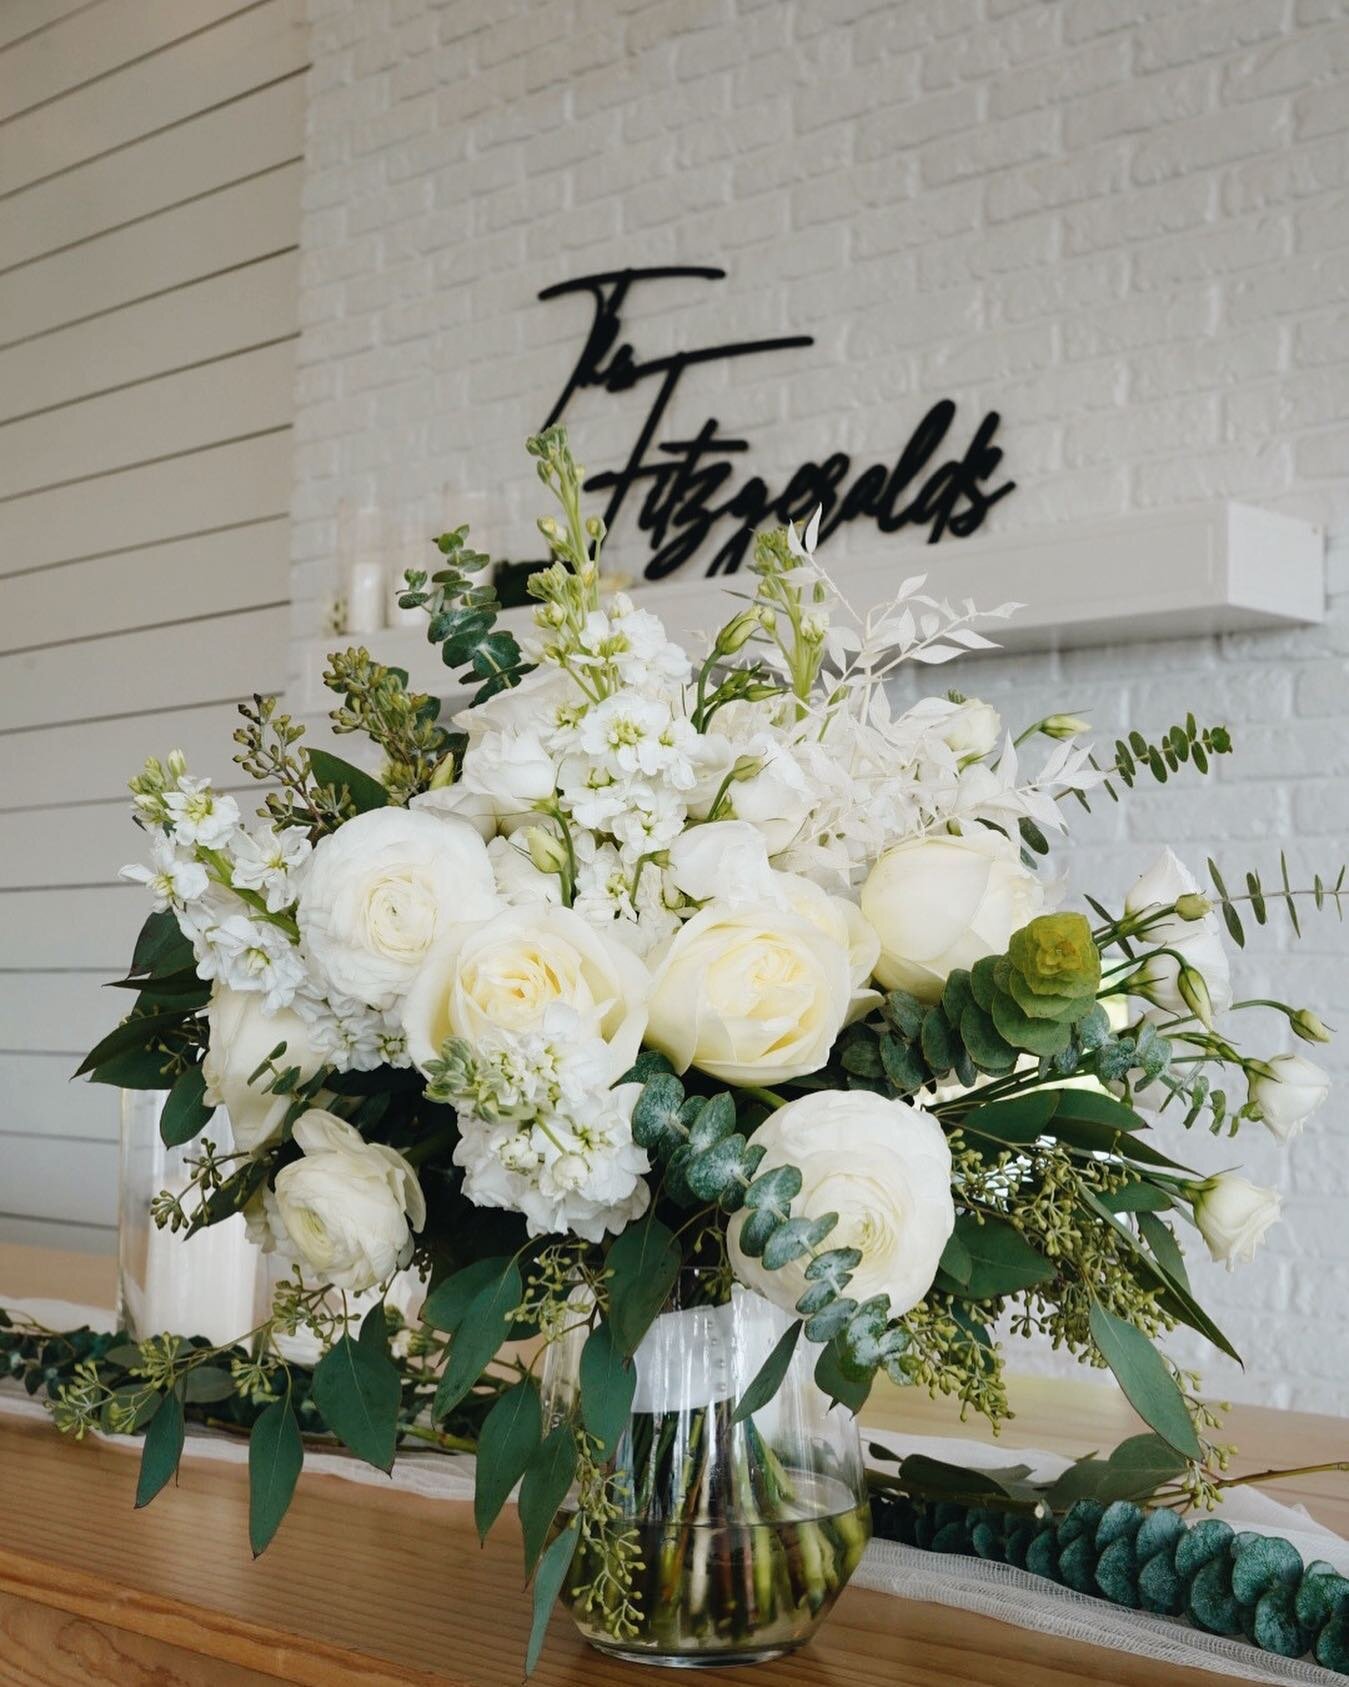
402,905 -> 649,1079
298,807 -> 500,1010
666,821 -> 779,907
861,829 -> 1047,1002
645,899 -> 852,1084
1192,1173 -> 1281,1268
458,727 -> 557,833
728,1090 -> 954,1316
1124,849 -> 1232,1019
201,986 -> 325,1153
1249,1053 -> 1330,1142
272,1110 -> 426,1293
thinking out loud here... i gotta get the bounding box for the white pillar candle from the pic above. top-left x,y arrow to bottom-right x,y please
123,1201 -> 263,1349
345,558 -> 386,634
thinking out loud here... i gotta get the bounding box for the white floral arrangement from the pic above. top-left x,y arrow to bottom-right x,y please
81,427 -> 1342,1666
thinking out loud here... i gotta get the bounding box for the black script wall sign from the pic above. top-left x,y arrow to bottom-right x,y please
539,266 -> 1015,581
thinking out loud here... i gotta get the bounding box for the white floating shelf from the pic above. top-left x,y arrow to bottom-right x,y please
296,500 -> 1324,716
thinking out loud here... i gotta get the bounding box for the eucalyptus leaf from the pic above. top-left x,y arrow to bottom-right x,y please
955,1215 -> 1054,1299
312,1334 -> 401,1472
434,1261 -> 523,1420
526,1518 -> 578,1675
307,749 -> 389,812
248,1398 -> 303,1556
159,1063 -> 213,1149
519,1423 -> 578,1575
732,1319 -> 802,1423
421,1256 -> 512,1334
606,1218 -> 681,1356
579,1321 -> 635,1460
134,1391 -> 184,1509
474,1379 -> 542,1542
1088,1302 -> 1201,1459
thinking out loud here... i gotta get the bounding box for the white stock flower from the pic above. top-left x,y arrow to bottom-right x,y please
861,829 -> 1047,1002
728,1090 -> 954,1316
120,835 -> 209,911
294,991 -> 408,1073
163,776 -> 241,849
402,904 -> 649,1080
194,911 -> 307,1013
299,807 -> 499,1009
1249,1052 -> 1330,1142
1125,849 -> 1232,1019
230,825 -> 312,912
272,1110 -> 426,1293
202,986 -> 325,1152
645,899 -> 852,1084
1192,1173 -> 1281,1269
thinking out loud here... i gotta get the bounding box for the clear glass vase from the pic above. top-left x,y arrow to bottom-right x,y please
540,1269 -> 871,1668
116,1089 -> 265,1347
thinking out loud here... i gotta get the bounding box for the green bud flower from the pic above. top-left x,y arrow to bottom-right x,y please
1291,1007 -> 1333,1044
525,825 -> 569,876
1007,912 -> 1102,1001
1040,714 -> 1091,740
730,755 -> 764,781
1174,892 -> 1212,921
1177,964 -> 1215,1030
714,609 -> 761,656
428,751 -> 458,791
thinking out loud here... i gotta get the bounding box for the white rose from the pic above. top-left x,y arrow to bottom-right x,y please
298,807 -> 500,1010
403,904 -> 649,1079
272,1109 -> 426,1293
1124,849 -> 1232,1018
1192,1173 -> 1280,1269
861,830 -> 1047,1002
202,985 -> 325,1153
772,871 -> 880,1011
728,1090 -> 954,1316
645,899 -> 852,1084
1249,1052 -> 1329,1142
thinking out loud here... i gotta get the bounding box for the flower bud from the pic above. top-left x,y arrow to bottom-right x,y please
730,755 -> 764,782
1191,1173 -> 1280,1269
1177,964 -> 1215,1029
428,751 -> 458,791
166,749 -> 188,782
1291,1007 -> 1333,1044
537,515 -> 563,541
524,825 -> 569,877
714,609 -> 762,656
585,515 -> 605,540
1174,892 -> 1212,921
1040,714 -> 1091,740
801,612 -> 828,644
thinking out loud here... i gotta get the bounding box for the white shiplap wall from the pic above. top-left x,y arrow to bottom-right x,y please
0,0 -> 306,1250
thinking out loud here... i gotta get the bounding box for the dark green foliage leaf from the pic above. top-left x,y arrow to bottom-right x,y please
958,1090 -> 1060,1146
312,1334 -> 401,1472
579,1322 -> 634,1461
159,1062 -> 213,1148
435,1261 -> 523,1419
606,1218 -> 680,1355
77,1008 -> 187,1080
1088,1303 -> 1200,1459
955,1215 -> 1054,1298
474,1380 -> 542,1542
135,1391 -> 184,1508
814,1334 -> 871,1413
422,1257 -> 512,1333
732,1319 -> 802,1423
526,1519 -> 579,1675
248,1399 -> 303,1556
307,749 -> 389,812
1044,1434 -> 1187,1508
884,989 -> 925,1037
897,1453 -> 1018,1505
1096,1180 -> 1173,1214
937,1230 -> 973,1286
1137,1212 -> 1190,1292
130,909 -> 196,979
1052,1089 -> 1147,1132
182,1365 -> 236,1404
519,1424 -> 577,1574
358,1300 -> 389,1356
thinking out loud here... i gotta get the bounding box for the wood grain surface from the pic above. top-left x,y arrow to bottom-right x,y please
2,1242 -> 1345,1686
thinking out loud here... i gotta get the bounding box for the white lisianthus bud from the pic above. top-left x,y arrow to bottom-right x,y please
273,1110 -> 426,1293
1248,1052 -> 1330,1141
861,830 -> 1047,1003
1177,964 -> 1214,1030
1291,1008 -> 1333,1045
942,699 -> 1002,761
1192,1174 -> 1281,1268
524,825 -> 570,877
714,609 -> 761,656
728,1091 -> 954,1317
1040,714 -> 1091,741
1174,893 -> 1212,921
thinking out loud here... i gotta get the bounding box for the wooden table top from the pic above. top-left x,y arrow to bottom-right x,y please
2,1241 -> 1346,1686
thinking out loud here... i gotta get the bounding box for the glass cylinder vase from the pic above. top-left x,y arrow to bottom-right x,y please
540,1268 -> 871,1668
116,1089 -> 264,1347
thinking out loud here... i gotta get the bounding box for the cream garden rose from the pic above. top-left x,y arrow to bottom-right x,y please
861,829 -> 1047,1002
202,985 -> 325,1153
729,1090 -> 954,1315
298,807 -> 500,1009
1192,1173 -> 1281,1268
402,904 -> 649,1079
645,899 -> 853,1084
272,1110 -> 426,1293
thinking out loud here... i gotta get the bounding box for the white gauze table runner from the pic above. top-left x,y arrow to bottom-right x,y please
4,1296 -> 1344,1686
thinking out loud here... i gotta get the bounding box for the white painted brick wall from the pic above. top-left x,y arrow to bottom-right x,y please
291,0 -> 1349,1411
